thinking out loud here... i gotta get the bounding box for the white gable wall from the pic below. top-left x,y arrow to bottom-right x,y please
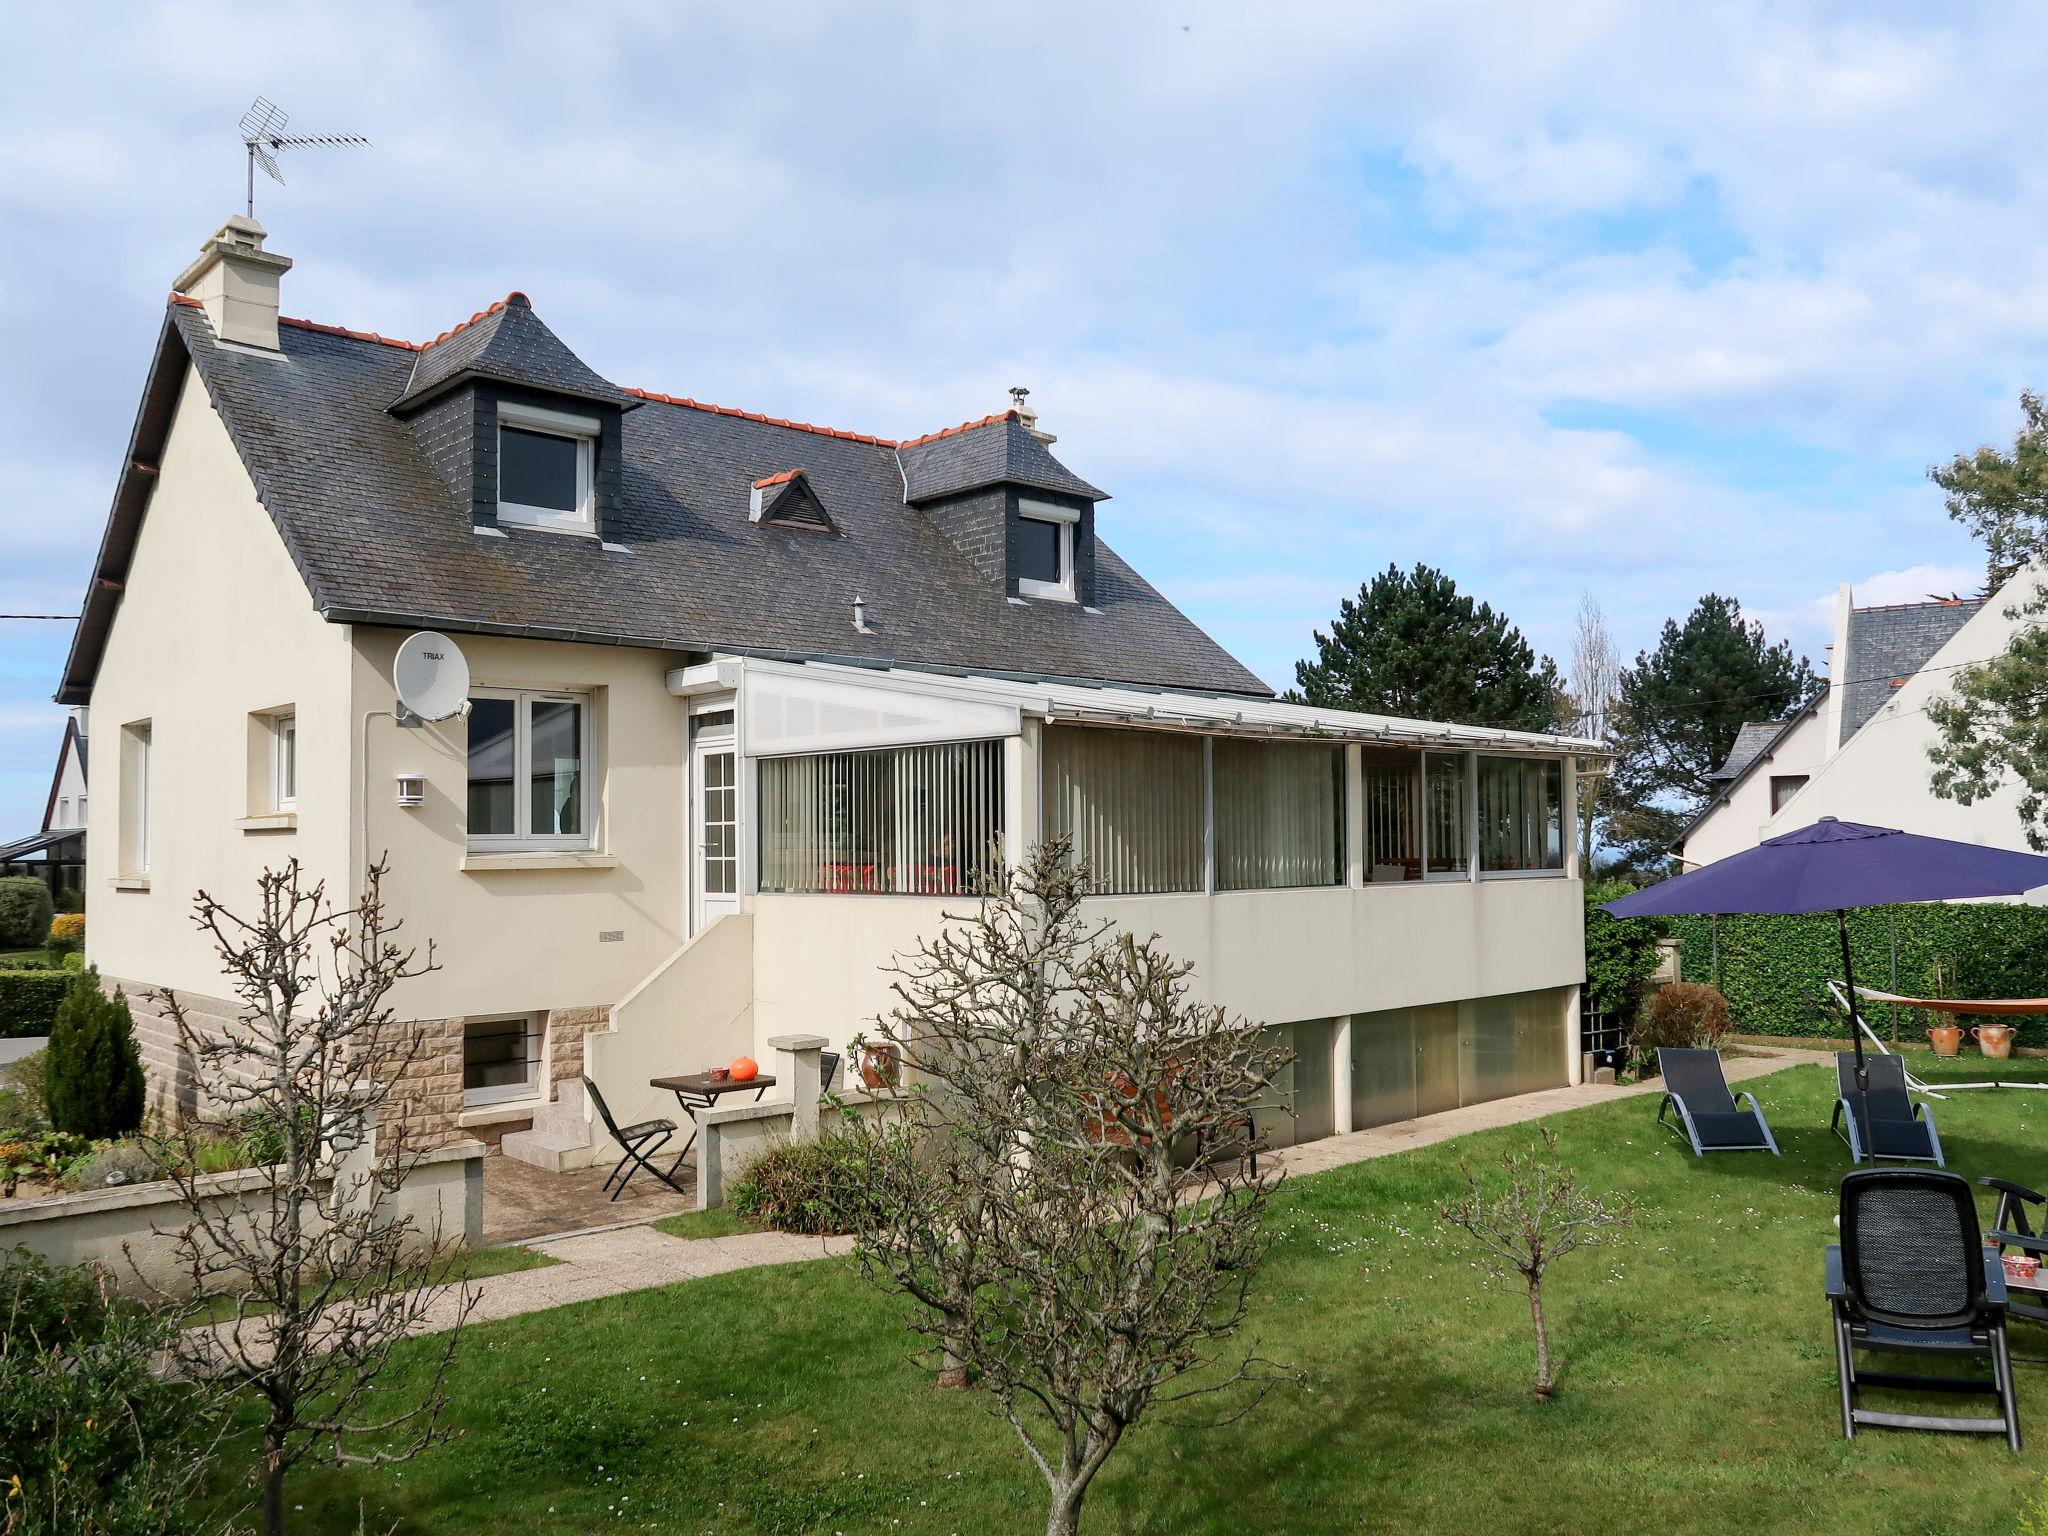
1682,710 -> 1826,866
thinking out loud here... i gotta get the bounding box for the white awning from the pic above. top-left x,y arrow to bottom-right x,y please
722,657 -> 1601,759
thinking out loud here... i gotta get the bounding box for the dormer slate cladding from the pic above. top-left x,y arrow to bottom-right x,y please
405,380 -> 627,540
899,418 -> 1104,603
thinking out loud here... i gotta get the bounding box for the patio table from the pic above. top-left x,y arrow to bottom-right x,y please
650,1071 -> 778,1162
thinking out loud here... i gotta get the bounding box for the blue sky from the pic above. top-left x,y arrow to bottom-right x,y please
1,1 -> 2036,833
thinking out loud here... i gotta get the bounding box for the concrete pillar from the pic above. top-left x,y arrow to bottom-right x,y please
769,1032 -> 828,1141
1564,983 -> 1584,1087
1331,1014 -> 1354,1134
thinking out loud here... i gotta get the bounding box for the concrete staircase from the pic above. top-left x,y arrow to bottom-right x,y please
500,1077 -> 593,1173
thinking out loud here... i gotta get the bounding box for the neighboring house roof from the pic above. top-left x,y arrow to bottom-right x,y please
1679,695 -> 1825,850
39,714 -> 86,834
1707,719 -> 1787,783
59,298 -> 1270,704
1839,597 -> 1986,744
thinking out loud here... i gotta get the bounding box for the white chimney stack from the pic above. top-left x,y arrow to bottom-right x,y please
173,216 -> 293,351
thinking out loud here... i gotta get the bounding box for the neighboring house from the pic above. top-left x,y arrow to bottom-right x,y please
0,707 -> 88,897
62,216 -> 1598,1168
1681,581 -> 2007,863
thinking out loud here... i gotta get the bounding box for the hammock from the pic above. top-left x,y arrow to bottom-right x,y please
1851,984 -> 2048,1017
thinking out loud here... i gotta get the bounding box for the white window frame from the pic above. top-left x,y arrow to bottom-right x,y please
461,1014 -> 544,1107
272,713 -> 297,812
1016,498 -> 1078,602
128,721 -> 152,876
466,686 -> 597,852
57,797 -> 69,828
497,400 -> 598,535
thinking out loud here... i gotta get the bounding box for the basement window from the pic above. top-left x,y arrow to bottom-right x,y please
1016,499 -> 1077,601
463,1015 -> 542,1106
498,401 -> 597,533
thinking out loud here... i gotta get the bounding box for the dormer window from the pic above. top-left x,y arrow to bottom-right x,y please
498,401 -> 597,533
1016,499 -> 1078,601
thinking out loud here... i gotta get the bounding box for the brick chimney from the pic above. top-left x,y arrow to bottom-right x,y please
172,216 -> 293,350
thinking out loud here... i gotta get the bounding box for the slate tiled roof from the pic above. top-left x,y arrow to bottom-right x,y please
60,299 -> 1270,702
1707,720 -> 1788,782
1839,598 -> 1986,744
390,294 -> 640,413
898,415 -> 1107,503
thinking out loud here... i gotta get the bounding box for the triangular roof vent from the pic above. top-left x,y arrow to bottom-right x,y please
750,469 -> 836,534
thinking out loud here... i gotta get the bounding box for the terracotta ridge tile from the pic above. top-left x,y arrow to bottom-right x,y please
751,469 -> 807,489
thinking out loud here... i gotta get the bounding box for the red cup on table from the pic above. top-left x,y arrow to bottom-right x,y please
2004,1253 -> 2039,1284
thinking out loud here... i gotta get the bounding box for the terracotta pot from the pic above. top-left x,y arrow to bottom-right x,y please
1927,1025 -> 1964,1057
1973,1024 -> 2017,1061
859,1042 -> 901,1091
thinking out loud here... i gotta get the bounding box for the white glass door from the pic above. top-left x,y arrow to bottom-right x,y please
691,715 -> 741,933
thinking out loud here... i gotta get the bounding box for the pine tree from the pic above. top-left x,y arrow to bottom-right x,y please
1607,594 -> 1818,869
44,967 -> 146,1138
1291,561 -> 1564,731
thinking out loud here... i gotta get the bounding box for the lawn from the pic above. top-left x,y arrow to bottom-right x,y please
211,1051 -> 2048,1535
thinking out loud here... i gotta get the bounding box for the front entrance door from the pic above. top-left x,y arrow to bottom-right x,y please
690,712 -> 740,934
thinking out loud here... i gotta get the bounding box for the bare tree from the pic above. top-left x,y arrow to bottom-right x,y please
1567,591 -> 1622,868
152,860 -> 475,1536
1439,1127 -> 1632,1400
844,840 -> 1293,1536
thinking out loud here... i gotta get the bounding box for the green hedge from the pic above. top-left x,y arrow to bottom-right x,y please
0,969 -> 70,1038
1673,903 -> 2048,1046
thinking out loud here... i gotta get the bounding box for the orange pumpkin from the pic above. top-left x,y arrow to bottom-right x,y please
729,1056 -> 759,1083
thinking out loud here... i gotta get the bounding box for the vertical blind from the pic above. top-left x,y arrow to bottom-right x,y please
1423,753 -> 1469,875
1477,756 -> 1564,872
1044,726 -> 1205,894
1360,747 -> 1422,882
1213,739 -> 1345,890
758,739 -> 1004,894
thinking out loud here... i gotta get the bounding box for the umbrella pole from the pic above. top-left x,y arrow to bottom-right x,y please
1837,908 -> 1868,1093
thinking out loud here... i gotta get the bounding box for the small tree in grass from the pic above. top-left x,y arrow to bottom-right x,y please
1440,1127 -> 1632,1400
45,966 -> 145,1138
844,839 -> 1293,1536
154,859 -> 476,1536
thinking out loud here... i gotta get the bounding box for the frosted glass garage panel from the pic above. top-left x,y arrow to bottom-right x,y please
1291,1019 -> 1337,1143
1349,991 -> 1565,1128
1458,988 -> 1567,1107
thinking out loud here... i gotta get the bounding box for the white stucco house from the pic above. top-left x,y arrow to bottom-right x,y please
0,707 -> 88,898
60,216 -> 1598,1170
1680,576 -> 2032,864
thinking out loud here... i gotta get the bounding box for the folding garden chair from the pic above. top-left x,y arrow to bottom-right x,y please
821,1051 -> 841,1095
1980,1176 -> 2048,1327
583,1075 -> 688,1201
1654,1047 -> 1779,1156
1831,1052 -> 1944,1166
1828,1167 -> 2021,1449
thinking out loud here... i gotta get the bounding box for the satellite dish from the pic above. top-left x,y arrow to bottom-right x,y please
393,632 -> 470,722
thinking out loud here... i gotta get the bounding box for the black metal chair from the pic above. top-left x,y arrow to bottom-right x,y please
1831,1052 -> 1944,1166
1981,1176 -> 2048,1327
582,1076 -> 688,1201
1654,1048 -> 1779,1156
1828,1167 -> 2020,1449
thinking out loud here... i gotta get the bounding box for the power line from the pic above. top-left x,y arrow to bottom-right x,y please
0,614 -> 77,621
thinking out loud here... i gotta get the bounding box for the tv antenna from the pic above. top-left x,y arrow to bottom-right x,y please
239,97 -> 369,218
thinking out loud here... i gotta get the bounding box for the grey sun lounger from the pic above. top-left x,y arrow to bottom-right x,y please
1831,1052 -> 1944,1167
1655,1047 -> 1780,1156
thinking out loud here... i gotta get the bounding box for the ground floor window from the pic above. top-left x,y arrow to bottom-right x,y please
757,739 -> 1004,894
467,688 -> 592,850
463,1015 -> 542,1106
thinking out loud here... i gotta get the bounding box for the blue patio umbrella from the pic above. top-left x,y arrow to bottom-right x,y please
1603,817 -> 2048,1088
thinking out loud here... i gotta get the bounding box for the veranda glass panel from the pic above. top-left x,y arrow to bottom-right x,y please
1477,756 -> 1564,873
1360,747 -> 1422,882
757,739 -> 1004,894
1043,726 -> 1204,895
1423,753 -> 1469,876
1213,740 -> 1344,891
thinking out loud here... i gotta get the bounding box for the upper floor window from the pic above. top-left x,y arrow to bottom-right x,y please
1770,774 -> 1808,813
758,739 -> 1004,895
467,688 -> 593,850
121,720 -> 152,876
1016,499 -> 1077,601
498,401 -> 597,534
57,798 -> 70,828
1476,756 -> 1564,875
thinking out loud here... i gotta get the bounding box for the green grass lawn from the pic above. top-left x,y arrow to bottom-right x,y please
210,1053 -> 2048,1535
182,1242 -> 557,1324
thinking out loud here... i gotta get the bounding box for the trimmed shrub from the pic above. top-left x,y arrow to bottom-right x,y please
46,911 -> 84,957
729,1129 -> 888,1235
1634,982 -> 1733,1067
44,969 -> 145,1139
0,969 -> 68,1036
1673,903 -> 2048,1045
0,875 -> 54,949
0,1048 -> 49,1134
52,886 -> 84,915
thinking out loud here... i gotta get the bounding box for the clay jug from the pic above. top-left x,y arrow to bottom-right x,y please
1927,1024 -> 1964,1057
1973,1024 -> 2016,1061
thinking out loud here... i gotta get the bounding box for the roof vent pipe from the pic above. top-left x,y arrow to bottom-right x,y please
853,595 -> 871,634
